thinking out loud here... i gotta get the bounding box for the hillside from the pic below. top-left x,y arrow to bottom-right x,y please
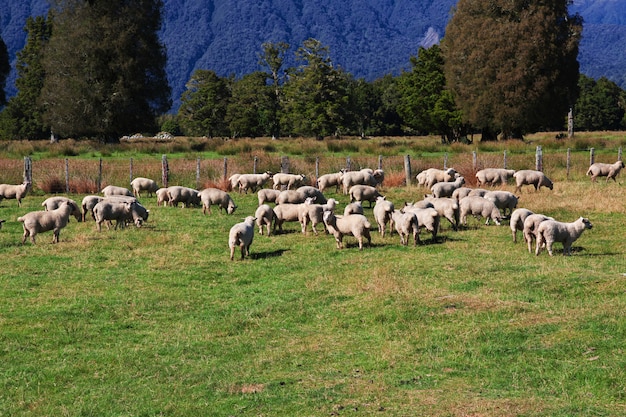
1,0 -> 625,112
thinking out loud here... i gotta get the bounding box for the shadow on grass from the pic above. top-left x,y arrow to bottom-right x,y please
251,249 -> 289,259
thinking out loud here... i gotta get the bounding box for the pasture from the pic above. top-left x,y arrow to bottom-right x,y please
0,135 -> 625,416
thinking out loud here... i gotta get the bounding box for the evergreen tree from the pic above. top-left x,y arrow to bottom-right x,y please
178,69 -> 230,137
574,75 -> 626,131
442,0 -> 582,139
0,37 -> 10,107
40,0 -> 171,140
226,71 -> 274,138
258,42 -> 289,138
370,75 -> 403,136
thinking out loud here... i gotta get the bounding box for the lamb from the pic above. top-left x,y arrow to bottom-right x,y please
341,169 -> 377,194
522,214 -> 554,253
316,171 -> 344,193
0,181 -> 31,207
18,201 -> 75,244
167,186 -> 201,208
272,173 -> 306,190
475,168 -> 516,186
349,185 -> 382,208
41,196 -> 82,222
298,197 -> 337,235
391,210 -> 419,246
402,204 -> 440,240
254,204 -> 275,236
130,177 -> 158,198
451,187 -> 473,201
343,201 -> 363,216
93,200 -> 143,231
373,196 -> 395,237
81,195 -> 104,221
237,172 -> 272,194
257,189 -> 281,206
536,217 -> 593,256
423,196 -> 460,230
228,216 -> 256,260
430,176 -> 465,198
101,185 -> 133,197
586,160 -> 625,183
483,190 -> 518,217
459,196 -> 502,226
273,203 -> 304,233
509,208 -> 533,243
322,211 -> 371,250
198,188 -> 237,215
156,188 -> 170,206
513,170 -> 553,193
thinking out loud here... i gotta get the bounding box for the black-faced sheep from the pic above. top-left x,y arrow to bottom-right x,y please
198,188 -> 237,215
459,196 -> 502,226
513,170 -> 553,193
509,208 -> 533,243
229,216 -> 256,260
42,196 -> 83,222
0,181 -> 31,207
373,196 -> 394,237
130,177 -> 159,198
322,211 -> 371,250
535,217 -> 593,256
475,168 -> 516,186
18,200 -> 74,244
586,160 -> 624,183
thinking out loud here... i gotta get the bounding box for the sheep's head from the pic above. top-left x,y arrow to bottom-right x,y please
580,217 -> 593,230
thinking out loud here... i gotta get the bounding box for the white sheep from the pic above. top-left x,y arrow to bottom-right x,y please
372,169 -> 385,187
391,210 -> 419,246
18,200 -> 74,244
523,213 -> 554,253
343,201 -> 363,216
229,216 -> 256,260
586,160 -> 625,183
198,188 -> 237,215
513,170 -> 554,193
401,204 -> 440,241
322,211 -> 371,250
228,174 -> 242,191
423,196 -> 460,230
373,196 -> 394,237
257,189 -> 281,206
101,185 -> 133,197
475,168 -> 516,186
254,204 -> 275,236
536,217 -> 593,256
93,200 -> 142,231
316,171 -> 344,193
467,188 -> 489,198
298,197 -> 337,235
272,173 -> 306,190
296,186 -> 327,204
275,189 -> 305,205
459,196 -> 502,226
81,195 -> 104,221
349,185 -> 382,208
483,190 -> 518,217
130,177 -> 159,198
509,208 -> 533,243
0,181 -> 31,207
237,172 -> 272,194
156,188 -> 170,206
430,176 -> 465,198
451,187 -> 473,201
273,203 -> 304,233
41,196 -> 82,222
341,169 -> 377,194
167,186 -> 201,207
422,168 -> 458,188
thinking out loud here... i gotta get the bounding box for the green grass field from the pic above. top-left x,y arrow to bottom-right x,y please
1,169 -> 625,415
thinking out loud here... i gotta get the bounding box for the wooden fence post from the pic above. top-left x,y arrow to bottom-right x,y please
223,157 -> 228,181
444,153 -> 448,169
253,156 -> 258,174
404,155 -> 412,187
536,146 -> 543,172
23,156 -> 32,184
503,150 -> 507,169
281,156 -> 289,174
196,157 -> 201,189
315,157 -> 320,186
65,158 -> 70,194
472,151 -> 477,172
378,155 -> 383,170
589,148 -> 595,166
162,155 -> 169,188
618,147 -> 622,162
346,156 -> 351,171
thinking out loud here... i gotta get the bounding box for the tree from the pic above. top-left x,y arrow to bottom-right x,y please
574,75 -> 625,131
442,0 -> 582,139
226,71 -> 274,138
40,0 -> 171,140
370,75 -> 403,136
0,37 -> 10,107
178,69 -> 230,137
258,42 -> 289,138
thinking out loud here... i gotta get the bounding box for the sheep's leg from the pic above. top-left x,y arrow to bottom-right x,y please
230,246 -> 235,261
22,229 -> 29,244
53,229 -> 60,243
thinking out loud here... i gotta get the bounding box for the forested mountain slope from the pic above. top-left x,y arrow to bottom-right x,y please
1,0 -> 625,111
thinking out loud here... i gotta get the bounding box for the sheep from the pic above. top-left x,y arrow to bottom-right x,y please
298,197 -> 337,235
237,172 -> 272,194
0,181 -> 30,207
401,204 -> 440,241
536,217 -> 593,256
93,200 -> 143,231
373,169 -> 385,186
273,203 -> 304,233
418,168 -> 457,188
198,188 -> 237,215
343,201 -> 363,216
167,186 -> 201,208
373,196 -> 394,237
257,189 -> 281,206
523,213 -> 554,253
349,185 -> 382,208
254,204 -> 275,236
41,196 -> 82,222
451,187 -> 473,202
229,216 -> 256,260
228,174 -> 242,191
316,171 -> 344,193
459,196 -> 502,226
275,189 -> 305,205
483,190 -> 519,217
18,201 -> 74,244
509,208 -> 534,243
341,169 -> 377,194
272,173 -> 306,190
475,168 -> 516,186
423,197 -> 460,230
586,160 -> 625,183
81,195 -> 104,221
391,210 -> 419,246
467,188 -> 489,198
513,170 -> 553,193
130,177 -> 158,198
322,211 -> 371,250
295,186 -> 327,204
101,185 -> 133,197
156,188 -> 170,206
430,176 -> 465,198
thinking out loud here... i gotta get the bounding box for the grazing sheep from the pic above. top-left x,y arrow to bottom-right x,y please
18,201 -> 74,244
167,186 -> 201,208
126,201 -> 149,226
254,204 -> 275,236
237,172 -> 272,194
483,191 -> 518,217
509,208 -> 534,243
101,185 -> 133,197
344,201 -> 363,216
81,195 -> 104,221
273,203 -> 304,233
430,176 -> 465,198
391,210 -> 419,246
93,200 -> 142,231
423,197 -> 460,230
298,197 -> 337,235
0,181 -> 30,207
536,217 -> 593,256
586,160 -> 625,183
130,177 -> 158,198
276,189 -> 305,205
322,211 -> 371,250
341,169 -> 377,194
229,216 -> 256,260
475,168 -> 516,186
459,196 -> 502,226
295,186 -> 327,204
423,168 -> 458,188
257,189 -> 281,206
272,173 -> 306,190
156,188 -> 170,207
452,187 -> 473,202
522,213 -> 554,253
228,174 -> 242,191
198,188 -> 237,215
373,196 -> 395,237
467,188 -> 490,198
402,204 -> 440,240
513,170 -> 553,193
349,185 -> 382,208
42,196 -> 82,222
316,171 -> 344,193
